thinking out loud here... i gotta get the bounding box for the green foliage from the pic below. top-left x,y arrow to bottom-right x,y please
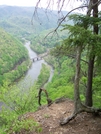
0,28 -> 30,85
36,63 -> 51,89
92,76 -> 101,107
93,92 -> 101,108
0,62 -> 50,132
48,85 -> 74,100
48,14 -> 101,108
29,13 -> 101,109
0,109 -> 42,134
30,42 -> 46,54
62,14 -> 101,58
62,14 -> 101,108
44,55 -> 56,68
0,84 -> 37,114
0,80 -> 42,133
44,57 -> 74,101
7,119 -> 42,134
29,29 -> 68,54
68,14 -> 101,27
62,24 -> 101,49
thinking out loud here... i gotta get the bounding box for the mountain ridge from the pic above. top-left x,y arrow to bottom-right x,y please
0,5 -> 59,38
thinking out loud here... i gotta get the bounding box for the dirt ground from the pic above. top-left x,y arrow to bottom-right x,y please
25,98 -> 101,134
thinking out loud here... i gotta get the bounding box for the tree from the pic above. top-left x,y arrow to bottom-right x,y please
85,0 -> 98,107
35,0 -> 101,125
59,14 -> 101,124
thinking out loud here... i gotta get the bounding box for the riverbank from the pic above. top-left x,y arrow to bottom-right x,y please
20,41 -> 54,89
0,40 -> 53,108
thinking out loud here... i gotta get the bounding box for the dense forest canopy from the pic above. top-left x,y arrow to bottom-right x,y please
0,28 -> 29,85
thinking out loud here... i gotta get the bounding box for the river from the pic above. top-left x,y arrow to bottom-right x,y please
17,41 -> 46,90
0,41 -> 53,110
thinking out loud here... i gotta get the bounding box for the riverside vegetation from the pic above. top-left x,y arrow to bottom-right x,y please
0,63 -> 50,133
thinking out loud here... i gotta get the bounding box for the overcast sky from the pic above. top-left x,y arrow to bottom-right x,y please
0,0 -> 38,7
0,0 -> 84,12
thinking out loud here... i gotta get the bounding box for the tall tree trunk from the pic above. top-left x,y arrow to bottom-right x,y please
74,46 -> 82,113
85,56 -> 95,106
60,46 -> 83,125
85,0 -> 98,107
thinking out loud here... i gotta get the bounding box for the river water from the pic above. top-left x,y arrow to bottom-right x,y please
17,41 -> 46,90
0,41 -> 53,109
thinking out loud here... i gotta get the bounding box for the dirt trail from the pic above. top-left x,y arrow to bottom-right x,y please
25,98 -> 101,134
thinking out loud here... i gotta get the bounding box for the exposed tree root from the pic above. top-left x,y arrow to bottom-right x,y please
60,113 -> 77,125
38,88 -> 52,106
60,104 -> 101,125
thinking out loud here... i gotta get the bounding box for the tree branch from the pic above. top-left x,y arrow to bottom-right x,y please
41,5 -> 88,38
87,0 -> 101,15
60,104 -> 101,125
54,5 -> 88,31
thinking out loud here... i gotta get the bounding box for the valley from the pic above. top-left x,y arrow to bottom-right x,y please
0,4 -> 101,134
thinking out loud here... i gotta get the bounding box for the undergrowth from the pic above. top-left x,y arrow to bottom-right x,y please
0,63 -> 50,133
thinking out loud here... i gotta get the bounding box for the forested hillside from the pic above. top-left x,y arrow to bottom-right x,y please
0,28 -> 29,86
0,5 -> 73,41
29,29 -> 69,54
0,6 -> 58,39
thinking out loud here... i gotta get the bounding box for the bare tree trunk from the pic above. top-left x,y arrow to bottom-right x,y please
73,46 -> 83,114
85,56 -> 95,106
85,0 -> 98,107
60,46 -> 83,125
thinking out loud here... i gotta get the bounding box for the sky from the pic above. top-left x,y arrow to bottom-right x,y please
0,0 -> 38,7
0,0 -> 84,12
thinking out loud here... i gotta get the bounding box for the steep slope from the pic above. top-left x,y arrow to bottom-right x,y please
20,98 -> 101,134
0,28 -> 29,85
